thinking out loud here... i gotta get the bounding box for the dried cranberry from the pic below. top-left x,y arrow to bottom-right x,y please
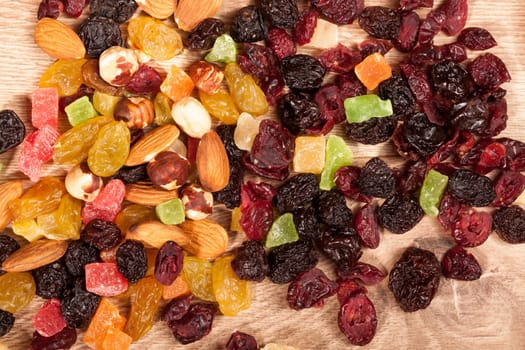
294,8 -> 319,46
163,294 -> 192,325
336,71 -> 366,99
448,169 -> 496,207
266,27 -> 296,60
184,18 -> 225,50
338,294 -> 377,346
312,0 -> 364,25
314,84 -> 346,124
438,191 -> 465,231
240,200 -> 274,241
260,0 -> 299,29
410,44 -> 438,67
334,166 -> 371,203
395,159 -> 427,194
440,0 -> 468,36
492,171 -> 525,207
451,207 -> 492,247
441,246 -> 482,280
337,279 -> 367,305
469,53 -> 511,90
354,203 -> 380,249
458,27 -> 497,50
418,9 -> 446,45
399,0 -> 433,11
492,206 -> 525,244
226,331 -> 258,350
155,241 -> 183,286
393,11 -> 420,52
318,44 -> 362,74
63,0 -> 87,17
475,142 -> 506,174
377,194 -> 424,234
287,268 -> 337,310
358,6 -> 401,40
358,39 -> 393,58
126,65 -> 162,95
437,42 -> 468,63
168,303 -> 217,344
240,181 -> 276,209
30,327 -> 77,350
339,262 -> 386,285
479,97 -> 507,138
38,0 -> 63,19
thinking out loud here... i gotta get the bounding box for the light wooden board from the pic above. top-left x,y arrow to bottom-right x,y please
1,0 -> 525,349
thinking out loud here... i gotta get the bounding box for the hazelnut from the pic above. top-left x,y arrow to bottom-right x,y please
147,151 -> 190,190
180,184 -> 213,220
171,96 -> 211,138
65,163 -> 103,202
114,97 -> 154,129
99,46 -> 139,86
188,60 -> 224,94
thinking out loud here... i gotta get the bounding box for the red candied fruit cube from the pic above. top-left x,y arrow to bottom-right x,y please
33,299 -> 67,337
18,125 -> 60,182
82,179 -> 126,224
85,262 -> 129,297
32,87 -> 59,129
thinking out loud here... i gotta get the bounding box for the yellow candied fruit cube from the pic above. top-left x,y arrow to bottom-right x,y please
160,65 -> 195,103
84,298 -> 126,350
230,207 -> 244,233
293,136 -> 326,174
162,276 -> 190,300
354,52 -> 392,91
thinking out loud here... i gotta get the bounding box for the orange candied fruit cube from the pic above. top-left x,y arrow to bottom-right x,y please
354,52 -> 392,90
100,326 -> 133,350
293,135 -> 326,174
162,276 -> 190,300
160,65 -> 195,103
84,298 -> 126,349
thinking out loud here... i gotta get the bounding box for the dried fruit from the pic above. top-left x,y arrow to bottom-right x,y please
287,268 -> 337,310
441,246 -> 481,280
492,206 -> 525,244
212,255 -> 252,316
377,194 -> 424,234
338,294 -> 377,346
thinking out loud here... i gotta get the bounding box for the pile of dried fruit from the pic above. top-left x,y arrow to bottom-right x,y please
0,0 -> 524,348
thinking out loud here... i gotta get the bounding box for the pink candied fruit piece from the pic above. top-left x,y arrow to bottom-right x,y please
32,87 -> 59,129
85,262 -> 129,296
18,125 -> 60,182
82,179 -> 126,224
32,299 -> 67,337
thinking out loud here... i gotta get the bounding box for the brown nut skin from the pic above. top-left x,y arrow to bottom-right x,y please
114,97 -> 154,129
180,184 -> 213,220
147,151 -> 190,190
188,60 -> 224,94
65,162 -> 103,202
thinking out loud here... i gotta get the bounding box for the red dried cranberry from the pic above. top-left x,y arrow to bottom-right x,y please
451,208 -> 492,247
126,65 -> 162,96
168,303 -> 217,344
410,44 -> 438,66
334,166 -> 371,203
266,27 -> 296,60
393,11 -> 420,52
30,327 -> 77,350
399,62 -> 432,104
240,200 -> 274,241
458,27 -> 497,50
38,0 -> 63,19
354,203 -> 379,249
441,246 -> 482,280
317,44 -> 362,73
437,42 -> 468,63
475,142 -> 506,174
399,0 -> 433,11
491,171 -> 525,207
336,72 -> 366,99
418,10 -> 446,45
163,294 -> 192,325
358,39 -> 393,58
226,331 -> 258,350
340,262 -> 386,286
155,241 -> 183,286
479,98 -> 507,138
337,279 -> 367,305
338,294 -> 377,346
287,268 -> 337,310
240,181 -> 277,211
314,84 -> 345,124
470,53 -> 511,90
63,0 -> 87,17
295,8 -> 318,45
440,0 -> 468,36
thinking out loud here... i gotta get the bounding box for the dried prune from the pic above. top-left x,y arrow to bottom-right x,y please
216,124 -> 244,161
89,0 -> 137,23
340,262 -> 386,285
226,331 -> 258,350
314,84 -> 346,124
403,113 -> 448,156
116,240 -> 148,283
168,303 -> 217,344
448,169 -> 495,207
492,206 -> 525,244
274,173 -> 319,213
0,309 -> 14,337
312,0 -> 364,25
354,203 -> 380,249
78,16 -> 122,58
430,60 -> 470,100
318,44 -> 362,74
295,8 -> 318,46
336,72 -> 366,99
318,228 -> 362,275
418,10 -> 445,45
81,219 -> 123,250
61,278 -> 101,328
231,240 -> 268,282
378,73 -> 415,119
345,116 -> 395,145
155,241 -> 183,286
334,166 -> 371,203
287,268 -> 337,310
357,157 -> 396,199
268,240 -> 318,284
64,240 -> 99,277
492,171 -> 525,207
358,39 -> 393,58
450,98 -> 489,133
469,53 -> 511,90
184,18 -> 225,50
0,234 -> 20,275
260,0 -> 298,29
265,27 -> 296,60
112,164 -> 149,185
316,190 -> 353,229
388,247 -> 440,312
30,327 -> 77,350
393,11 -> 420,52
338,294 -> 377,346
38,0 -> 62,19
280,54 -> 326,92
441,246 -> 482,280
458,27 -> 497,50
230,6 -> 268,43
213,159 -> 243,209
377,194 -> 424,234
0,109 -> 25,154
163,294 -> 192,324
33,260 -> 72,299
451,207 -> 492,247
293,205 -> 321,241
278,92 -> 322,135
358,6 -> 401,40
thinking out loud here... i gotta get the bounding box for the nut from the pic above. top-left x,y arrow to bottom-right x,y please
126,124 -> 181,166
0,180 -> 24,231
147,151 -> 190,190
34,18 -> 86,60
125,182 -> 179,206
175,0 -> 224,31
179,219 -> 228,259
126,220 -> 190,248
1,239 -> 68,273
114,97 -> 154,129
171,96 -> 211,138
167,139 -> 187,158
196,130 -> 230,192
65,162 -> 103,202
82,59 -> 124,96
136,0 -> 174,19
188,61 -> 224,94
99,46 -> 139,86
180,184 -> 213,220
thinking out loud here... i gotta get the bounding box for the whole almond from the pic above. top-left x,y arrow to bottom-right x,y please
0,180 -> 24,231
179,219 -> 228,259
34,18 -> 86,60
196,130 -> 230,192
175,0 -> 224,31
126,124 -> 180,166
125,182 -> 179,206
126,221 -> 190,248
136,0 -> 174,19
2,239 -> 68,272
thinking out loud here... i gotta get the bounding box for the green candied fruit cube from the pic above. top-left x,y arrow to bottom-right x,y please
155,198 -> 185,225
419,169 -> 449,216
205,34 -> 238,64
265,213 -> 299,248
319,135 -> 353,191
64,96 -> 98,126
344,94 -> 393,123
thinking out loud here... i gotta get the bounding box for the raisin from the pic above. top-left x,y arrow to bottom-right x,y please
184,18 -> 225,50
388,247 -> 440,312
274,173 -> 319,213
155,241 -> 183,286
336,71 -> 366,99
226,331 -> 258,350
81,219 -> 123,250
78,16 -> 122,58
393,11 -> 420,52
312,0 -> 364,25
492,206 -> 525,244
61,278 -> 101,328
163,294 -> 192,324
316,190 -> 353,229
334,166 -> 371,203
451,207 -> 492,247
260,0 -> 299,29
293,205 -> 321,241
280,54 -> 326,92
338,294 -> 377,346
377,194 -> 424,234
492,171 -> 525,207
340,262 -> 386,285
430,60 -> 470,100
294,8 -> 318,46
0,109 -> 26,154
33,260 -> 72,299
0,234 -> 20,275
89,0 -> 137,23
358,6 -> 401,40
448,169 -> 496,207
63,0 -> 87,17
216,124 -> 244,161
458,27 -> 497,50
441,246 -> 482,280
268,240 -> 318,284
440,0 -> 468,36
318,228 -> 362,275
314,84 -> 346,124
213,159 -> 243,209
287,268 -> 337,310
358,39 -> 393,58
357,157 -> 396,199
64,240 -> 99,277
450,98 -> 489,133
231,240 -> 268,282
230,6 -> 268,43
0,309 -> 14,337
402,113 -> 448,156
112,164 -> 149,185
345,116 -> 395,145
278,92 -> 323,135
38,0 -> 62,19
354,203 -> 380,249
318,44 -> 362,74
30,327 -> 77,350
469,53 -> 511,90
265,27 -> 296,60
378,73 -> 415,119
418,9 -> 446,45
116,240 -> 148,283
168,303 -> 217,344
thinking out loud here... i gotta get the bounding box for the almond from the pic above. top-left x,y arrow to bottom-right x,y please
2,239 -> 68,272
126,221 -> 190,248
125,182 -> 179,206
0,180 -> 24,231
179,219 -> 228,259
136,0 -> 174,19
34,18 -> 86,60
175,0 -> 224,31
196,130 -> 230,192
126,124 -> 180,166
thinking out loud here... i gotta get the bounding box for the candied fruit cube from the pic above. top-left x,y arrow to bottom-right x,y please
419,169 -> 449,216
32,87 -> 58,129
32,299 -> 66,337
265,213 -> 299,248
293,135 -> 326,174
306,19 -> 339,49
354,52 -> 392,90
84,298 -> 126,350
65,96 -> 99,126
160,65 -> 195,103
344,94 -> 393,123
162,276 -> 190,300
82,179 -> 126,224
18,125 -> 60,182
100,326 -> 133,350
205,34 -> 238,64
85,262 -> 129,297
320,135 -> 352,190
155,198 -> 185,225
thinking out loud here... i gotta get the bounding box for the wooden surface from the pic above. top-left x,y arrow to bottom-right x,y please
1,0 -> 525,349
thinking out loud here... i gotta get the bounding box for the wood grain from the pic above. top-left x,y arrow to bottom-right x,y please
1,1 -> 525,349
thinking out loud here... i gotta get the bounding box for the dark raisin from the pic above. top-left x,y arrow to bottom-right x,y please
346,116 -> 395,145
216,124 -> 244,161
89,0 -> 137,23
358,6 -> 401,40
450,98 -> 489,133
278,92 -> 323,135
230,6 -> 268,43
399,0 -> 433,12
213,159 -> 243,209
318,228 -> 362,275
312,0 -> 364,25
448,169 -> 496,207
81,219 -> 123,250
440,0 -> 468,36
402,113 -> 448,156
430,60 -> 470,100
287,268 -> 337,310
267,240 -> 318,284
116,240 -> 148,283
354,203 -> 380,249
469,53 -> 511,90
316,190 -> 353,229
357,158 -> 396,199
111,163 -> 149,185
388,247 -> 440,312
30,327 -> 77,350
63,0 -> 87,17
378,73 -> 415,119
64,240 -> 99,277
358,39 -> 393,58
274,173 -> 319,213
458,27 -> 497,50
231,240 -> 268,282
336,71 -> 366,99
184,18 -> 225,50
418,9 -> 446,45
61,278 -> 101,328
492,206 -> 525,244
280,54 -> 326,92
314,84 -> 346,124
168,303 -> 217,344
339,262 -> 386,285
492,171 -> 525,207
226,331 -> 258,350
33,260 -> 72,299
163,294 -> 192,324
334,166 -> 371,203
318,44 -> 362,74
0,233 -> 20,275
293,205 -> 321,241
451,207 -> 492,247
260,0 -> 299,29
38,0 -> 62,19
78,16 -> 122,58
155,241 -> 183,286
338,294 -> 377,346
265,27 -> 296,60
294,8 -> 319,46
441,246 -> 482,280
377,194 -> 424,234
393,11 -> 420,52
0,309 -> 14,337
0,109 -> 25,154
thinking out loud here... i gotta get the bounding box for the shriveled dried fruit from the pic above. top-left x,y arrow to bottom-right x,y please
448,169 -> 495,207
492,206 -> 525,244
377,194 -> 424,234
338,293 -> 377,346
441,246 -> 481,280
357,157 -> 396,199
287,268 -> 337,310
